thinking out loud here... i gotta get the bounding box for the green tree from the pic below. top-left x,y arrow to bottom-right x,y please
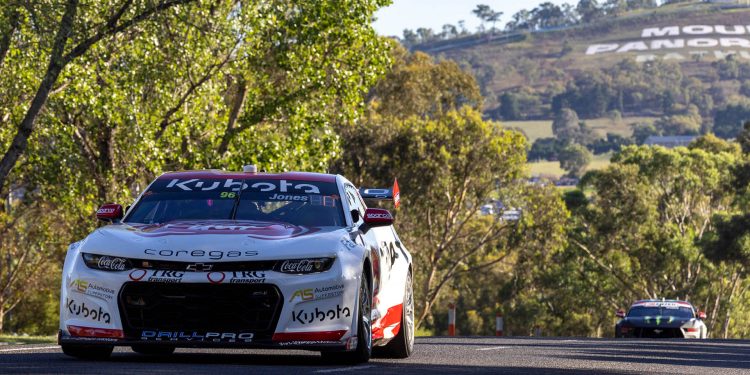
552,108 -> 581,144
559,144 -> 592,177
0,0 -> 392,333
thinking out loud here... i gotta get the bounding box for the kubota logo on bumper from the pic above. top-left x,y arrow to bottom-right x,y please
291,305 -> 351,324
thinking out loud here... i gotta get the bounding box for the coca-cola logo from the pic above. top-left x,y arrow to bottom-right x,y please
98,257 -> 127,271
280,260 -> 315,273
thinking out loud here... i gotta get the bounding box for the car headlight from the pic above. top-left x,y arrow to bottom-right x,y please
275,257 -> 335,274
81,253 -> 133,271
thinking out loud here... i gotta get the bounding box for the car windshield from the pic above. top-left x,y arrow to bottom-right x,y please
124,177 -> 346,227
627,305 -> 694,318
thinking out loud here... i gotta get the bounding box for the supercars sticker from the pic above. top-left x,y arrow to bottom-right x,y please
69,279 -> 115,301
67,298 -> 111,324
140,330 -> 253,343
291,305 -> 351,324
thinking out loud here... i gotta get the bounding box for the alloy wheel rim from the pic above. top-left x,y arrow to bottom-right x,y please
405,272 -> 414,349
361,277 -> 372,351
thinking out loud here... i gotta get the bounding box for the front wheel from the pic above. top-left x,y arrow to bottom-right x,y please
61,344 -> 113,360
321,271 -> 372,364
374,270 -> 414,358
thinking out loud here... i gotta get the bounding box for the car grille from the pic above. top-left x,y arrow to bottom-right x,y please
119,282 -> 283,340
635,327 -> 683,338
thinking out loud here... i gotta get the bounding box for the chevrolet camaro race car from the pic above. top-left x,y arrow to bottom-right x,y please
59,167 -> 414,363
615,300 -> 707,339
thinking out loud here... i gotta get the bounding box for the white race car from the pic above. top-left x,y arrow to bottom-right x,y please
59,168 -> 414,363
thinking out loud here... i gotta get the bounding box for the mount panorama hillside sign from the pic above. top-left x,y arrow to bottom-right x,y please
586,25 -> 750,61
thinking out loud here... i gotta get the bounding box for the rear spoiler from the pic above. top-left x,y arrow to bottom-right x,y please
358,179 -> 400,209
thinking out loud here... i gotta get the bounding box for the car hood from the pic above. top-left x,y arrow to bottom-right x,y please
80,220 -> 350,261
619,317 -> 693,328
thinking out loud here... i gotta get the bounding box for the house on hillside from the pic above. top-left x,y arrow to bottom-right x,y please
643,135 -> 698,148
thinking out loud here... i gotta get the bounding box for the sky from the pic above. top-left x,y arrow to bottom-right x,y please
373,0 -> 575,37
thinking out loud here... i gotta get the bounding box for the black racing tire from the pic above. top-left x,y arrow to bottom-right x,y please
321,270 -> 372,364
374,270 -> 414,358
131,345 -> 176,355
61,344 -> 113,360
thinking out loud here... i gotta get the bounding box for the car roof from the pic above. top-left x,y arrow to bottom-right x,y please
157,170 -> 338,183
631,299 -> 693,308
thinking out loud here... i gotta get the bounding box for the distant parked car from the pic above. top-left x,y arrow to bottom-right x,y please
615,299 -> 707,339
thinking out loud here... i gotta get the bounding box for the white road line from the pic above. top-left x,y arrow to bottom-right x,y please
315,365 -> 375,373
0,345 -> 59,353
476,346 -> 508,351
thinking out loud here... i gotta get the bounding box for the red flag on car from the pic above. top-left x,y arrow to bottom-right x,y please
393,178 -> 400,209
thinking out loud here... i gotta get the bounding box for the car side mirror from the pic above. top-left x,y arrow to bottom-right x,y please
698,311 -> 706,320
350,209 -> 360,223
616,309 -> 626,318
96,203 -> 123,222
359,208 -> 393,233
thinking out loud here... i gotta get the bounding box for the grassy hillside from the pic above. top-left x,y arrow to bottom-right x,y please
416,1 -> 750,120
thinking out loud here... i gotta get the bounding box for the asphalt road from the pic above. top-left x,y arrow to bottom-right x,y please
2,337 -> 750,374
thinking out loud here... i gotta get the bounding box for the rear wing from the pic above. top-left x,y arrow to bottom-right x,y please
358,179 -> 400,209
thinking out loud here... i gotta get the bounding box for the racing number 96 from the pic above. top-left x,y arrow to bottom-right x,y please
220,192 -> 237,199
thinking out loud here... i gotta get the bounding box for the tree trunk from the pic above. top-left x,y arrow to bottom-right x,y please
0,0 -> 79,191
0,301 -> 4,333
0,8 -> 20,69
722,271 -> 741,339
217,77 -> 247,155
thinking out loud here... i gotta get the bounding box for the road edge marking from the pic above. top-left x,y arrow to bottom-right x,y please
476,346 -> 508,351
0,345 -> 60,353
315,365 -> 375,373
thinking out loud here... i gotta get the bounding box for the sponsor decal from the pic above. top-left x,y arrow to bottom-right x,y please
129,269 -> 147,281
280,259 -> 320,273
278,340 -> 341,346
129,269 -> 184,283
97,256 -> 128,271
229,271 -> 266,284
289,284 -> 345,303
144,249 -> 259,260
291,305 -> 351,325
140,330 -> 253,343
96,207 -> 116,214
67,298 -> 111,324
366,212 -> 391,220
200,271 -> 266,284
207,272 -> 226,284
166,178 -> 321,194
67,325 -> 124,339
69,279 -> 115,301
268,193 -> 308,201
131,222 -> 320,239
340,238 -> 358,250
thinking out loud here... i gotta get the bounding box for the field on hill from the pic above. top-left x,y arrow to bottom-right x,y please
505,117 -> 657,143
528,152 -> 613,178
